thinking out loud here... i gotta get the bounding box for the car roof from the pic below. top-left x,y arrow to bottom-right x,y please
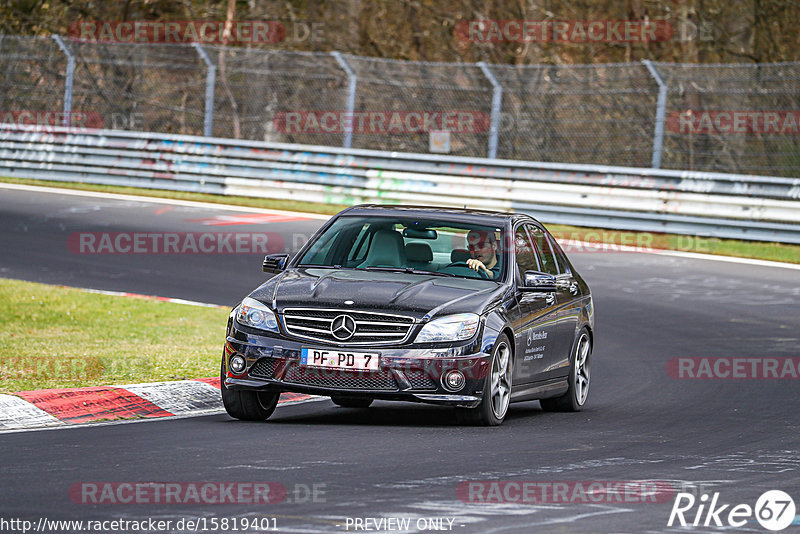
340,204 -> 540,225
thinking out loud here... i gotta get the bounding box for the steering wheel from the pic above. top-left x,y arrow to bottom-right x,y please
440,261 -> 489,279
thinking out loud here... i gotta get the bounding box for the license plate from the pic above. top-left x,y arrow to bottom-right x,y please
300,348 -> 380,371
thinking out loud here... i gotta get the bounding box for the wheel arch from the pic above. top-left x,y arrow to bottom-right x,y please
482,310 -> 515,362
501,326 -> 516,362
582,323 -> 594,351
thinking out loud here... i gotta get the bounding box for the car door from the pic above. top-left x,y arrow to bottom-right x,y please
528,224 -> 580,379
509,223 -> 560,384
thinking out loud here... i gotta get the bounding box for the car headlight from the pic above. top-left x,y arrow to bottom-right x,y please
416,313 -> 480,343
235,297 -> 279,333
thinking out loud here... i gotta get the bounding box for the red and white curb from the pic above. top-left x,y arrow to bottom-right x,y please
61,286 -> 231,309
0,288 -> 322,433
0,378 -> 324,433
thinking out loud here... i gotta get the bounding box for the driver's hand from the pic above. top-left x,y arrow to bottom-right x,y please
466,258 -> 493,278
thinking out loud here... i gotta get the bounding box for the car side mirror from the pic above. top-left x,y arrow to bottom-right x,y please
521,271 -> 557,292
262,254 -> 289,273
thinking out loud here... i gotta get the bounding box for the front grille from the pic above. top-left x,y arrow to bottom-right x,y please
283,365 -> 398,390
282,308 -> 414,345
249,358 -> 276,379
405,369 -> 438,390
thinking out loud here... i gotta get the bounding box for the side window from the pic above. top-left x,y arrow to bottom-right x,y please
549,235 -> 571,274
528,225 -> 560,275
514,226 -> 540,279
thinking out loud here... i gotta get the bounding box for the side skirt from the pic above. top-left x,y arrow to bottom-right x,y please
510,378 -> 568,403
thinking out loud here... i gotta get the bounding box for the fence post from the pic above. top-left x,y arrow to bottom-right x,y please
478,61 -> 502,159
331,51 -> 357,149
642,60 -> 668,169
192,43 -> 216,137
52,35 -> 75,127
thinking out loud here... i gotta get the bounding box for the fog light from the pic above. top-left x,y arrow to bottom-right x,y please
442,370 -> 466,392
229,355 -> 247,375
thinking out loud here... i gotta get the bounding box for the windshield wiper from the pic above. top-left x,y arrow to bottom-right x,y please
359,266 -> 456,277
297,264 -> 360,270
361,266 -> 414,273
298,265 -> 456,277
414,270 -> 456,277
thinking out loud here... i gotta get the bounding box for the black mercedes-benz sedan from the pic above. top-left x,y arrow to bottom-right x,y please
221,205 -> 594,425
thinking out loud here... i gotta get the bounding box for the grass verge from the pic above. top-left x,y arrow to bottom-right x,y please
1,176 -> 798,264
0,278 -> 229,393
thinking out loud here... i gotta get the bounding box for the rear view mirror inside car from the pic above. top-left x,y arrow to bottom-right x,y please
403,227 -> 438,239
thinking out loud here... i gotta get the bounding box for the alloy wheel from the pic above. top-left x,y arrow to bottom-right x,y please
574,332 -> 590,405
491,341 -> 512,419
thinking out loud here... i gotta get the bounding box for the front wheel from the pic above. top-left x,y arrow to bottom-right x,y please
456,333 -> 513,426
220,357 -> 280,421
540,329 -> 591,412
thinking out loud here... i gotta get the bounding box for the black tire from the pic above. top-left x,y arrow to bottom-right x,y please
330,395 -> 373,408
220,356 -> 280,421
540,328 -> 591,412
455,333 -> 513,426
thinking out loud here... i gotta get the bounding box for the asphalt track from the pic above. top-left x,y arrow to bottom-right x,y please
1,185 -> 799,534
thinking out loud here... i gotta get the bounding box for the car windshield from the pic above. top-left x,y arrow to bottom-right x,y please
298,215 -> 507,281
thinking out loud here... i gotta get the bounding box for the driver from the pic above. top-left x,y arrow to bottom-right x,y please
466,229 -> 500,279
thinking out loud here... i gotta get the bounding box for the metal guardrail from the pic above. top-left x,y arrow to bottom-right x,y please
1,123 -> 799,244
3,36 -> 800,176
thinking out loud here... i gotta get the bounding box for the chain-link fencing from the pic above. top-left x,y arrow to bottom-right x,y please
491,62 -> 660,168
1,35 -> 798,177
657,62 -> 800,177
0,36 -> 69,123
68,41 -> 207,133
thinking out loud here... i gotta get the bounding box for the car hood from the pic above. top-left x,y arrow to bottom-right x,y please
249,267 -> 505,320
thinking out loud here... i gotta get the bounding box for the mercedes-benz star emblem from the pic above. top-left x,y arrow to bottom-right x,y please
331,314 -> 357,341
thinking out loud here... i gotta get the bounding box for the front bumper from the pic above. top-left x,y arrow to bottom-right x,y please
223,324 -> 492,408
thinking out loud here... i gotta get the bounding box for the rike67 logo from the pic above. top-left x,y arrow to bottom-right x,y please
668,490 -> 796,531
